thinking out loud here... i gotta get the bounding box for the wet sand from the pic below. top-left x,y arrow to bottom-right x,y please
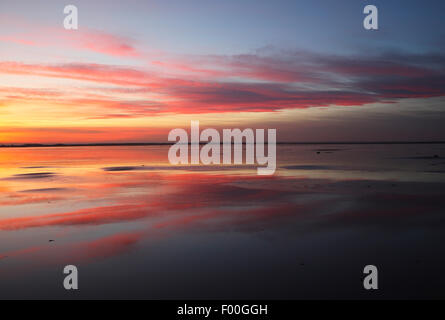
0,144 -> 444,299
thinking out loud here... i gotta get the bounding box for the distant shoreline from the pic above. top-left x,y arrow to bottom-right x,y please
0,141 -> 445,148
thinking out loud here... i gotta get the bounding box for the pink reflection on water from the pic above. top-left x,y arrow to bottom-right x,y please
0,144 -> 444,273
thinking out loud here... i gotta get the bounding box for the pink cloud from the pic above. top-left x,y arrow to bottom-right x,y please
0,25 -> 141,58
1,49 -> 444,117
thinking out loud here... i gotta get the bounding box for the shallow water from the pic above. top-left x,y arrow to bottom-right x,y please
0,144 -> 445,299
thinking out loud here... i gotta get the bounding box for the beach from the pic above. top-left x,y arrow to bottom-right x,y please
0,143 -> 444,299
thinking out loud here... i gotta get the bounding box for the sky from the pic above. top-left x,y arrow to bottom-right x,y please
0,0 -> 445,143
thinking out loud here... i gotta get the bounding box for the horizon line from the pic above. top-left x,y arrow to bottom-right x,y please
1,141 -> 445,148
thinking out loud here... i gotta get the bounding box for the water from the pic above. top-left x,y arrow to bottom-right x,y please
0,144 -> 444,299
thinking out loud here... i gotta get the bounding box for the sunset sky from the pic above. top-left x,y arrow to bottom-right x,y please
1,0 -> 445,143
